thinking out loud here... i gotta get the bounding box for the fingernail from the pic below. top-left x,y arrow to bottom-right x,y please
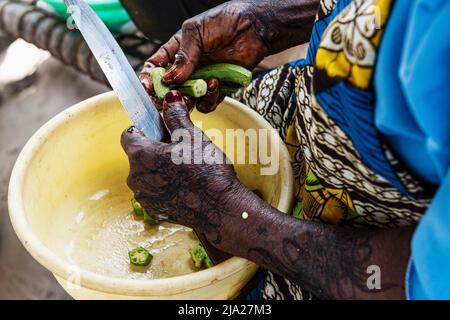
127,126 -> 137,133
145,61 -> 156,68
207,78 -> 219,91
183,95 -> 196,111
141,61 -> 155,73
163,66 -> 175,82
165,90 -> 183,103
140,75 -> 151,94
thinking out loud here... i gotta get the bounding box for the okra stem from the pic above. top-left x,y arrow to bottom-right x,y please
172,79 -> 207,98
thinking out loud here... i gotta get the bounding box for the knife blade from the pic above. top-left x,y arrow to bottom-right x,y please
64,0 -> 231,265
64,0 -> 166,140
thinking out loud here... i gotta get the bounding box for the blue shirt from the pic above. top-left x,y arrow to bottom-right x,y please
375,0 -> 450,299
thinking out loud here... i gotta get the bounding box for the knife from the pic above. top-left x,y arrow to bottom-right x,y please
64,0 -> 231,265
64,0 -> 165,140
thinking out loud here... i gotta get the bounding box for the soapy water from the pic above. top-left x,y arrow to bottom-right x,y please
45,174 -> 199,280
41,113 -> 270,281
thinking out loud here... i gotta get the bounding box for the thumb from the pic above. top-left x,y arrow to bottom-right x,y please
162,91 -> 195,134
121,126 -> 155,156
139,60 -> 155,95
163,20 -> 203,84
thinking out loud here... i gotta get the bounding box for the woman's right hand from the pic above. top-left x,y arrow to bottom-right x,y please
140,0 -> 271,113
149,1 -> 270,82
140,0 -> 318,113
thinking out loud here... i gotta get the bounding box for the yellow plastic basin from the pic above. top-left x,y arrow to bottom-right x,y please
8,91 -> 293,299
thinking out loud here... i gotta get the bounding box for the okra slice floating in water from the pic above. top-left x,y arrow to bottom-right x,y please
131,198 -> 159,225
128,247 -> 153,266
131,198 -> 145,217
189,244 -> 214,269
143,211 -> 159,226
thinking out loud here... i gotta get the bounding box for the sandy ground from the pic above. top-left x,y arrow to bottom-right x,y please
0,36 -> 306,299
0,39 -> 107,299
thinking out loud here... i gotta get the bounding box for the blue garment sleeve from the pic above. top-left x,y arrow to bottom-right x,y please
375,0 -> 450,299
402,0 -> 450,299
408,170 -> 450,299
398,0 -> 450,180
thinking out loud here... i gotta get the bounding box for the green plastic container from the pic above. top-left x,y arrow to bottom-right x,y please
38,0 -> 133,33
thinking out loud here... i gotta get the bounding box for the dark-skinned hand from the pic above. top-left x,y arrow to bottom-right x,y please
121,90 -> 240,240
121,91 -> 414,301
139,0 -> 318,113
125,1 -> 414,300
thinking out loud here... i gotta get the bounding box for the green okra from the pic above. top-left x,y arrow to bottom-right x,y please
150,67 -> 171,99
143,211 -> 159,226
190,63 -> 253,87
219,85 -> 240,95
204,256 -> 214,268
150,64 -> 252,99
172,79 -> 208,98
189,244 -> 214,269
128,246 -> 153,266
131,198 -> 145,217
131,197 -> 159,225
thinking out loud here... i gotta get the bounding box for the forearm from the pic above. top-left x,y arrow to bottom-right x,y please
207,184 -> 414,299
240,0 -> 320,53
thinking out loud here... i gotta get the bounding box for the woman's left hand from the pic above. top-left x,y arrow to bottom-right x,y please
121,90 -> 241,236
121,92 -> 412,300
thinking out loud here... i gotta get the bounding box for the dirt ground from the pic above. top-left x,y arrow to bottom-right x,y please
0,35 -> 306,299
0,37 -> 107,299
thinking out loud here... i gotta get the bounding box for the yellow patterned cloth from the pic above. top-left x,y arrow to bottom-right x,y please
316,0 -> 392,89
233,0 -> 431,300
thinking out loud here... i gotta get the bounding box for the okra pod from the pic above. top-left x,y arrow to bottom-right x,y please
172,79 -> 208,98
131,198 -> 159,225
190,63 -> 252,87
189,244 -> 214,269
128,246 -> 153,266
150,67 -> 171,99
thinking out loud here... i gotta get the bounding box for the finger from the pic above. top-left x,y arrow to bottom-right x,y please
140,59 -> 156,75
201,33 -> 267,70
121,126 -> 155,156
138,60 -> 165,111
162,91 -> 195,133
149,31 -> 182,67
139,73 -> 153,95
197,78 -> 222,113
139,60 -> 156,95
152,95 -> 164,111
162,19 -> 203,84
207,77 -> 220,91
134,195 -> 170,221
183,95 -> 197,112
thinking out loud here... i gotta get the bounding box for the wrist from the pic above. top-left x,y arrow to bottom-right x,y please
203,181 -> 277,256
206,180 -> 254,228
242,0 -> 319,54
